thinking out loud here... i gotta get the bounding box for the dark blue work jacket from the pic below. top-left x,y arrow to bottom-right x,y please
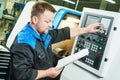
10,23 -> 70,80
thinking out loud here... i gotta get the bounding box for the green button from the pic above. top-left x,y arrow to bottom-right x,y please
100,38 -> 103,42
96,39 -> 99,42
99,46 -> 103,50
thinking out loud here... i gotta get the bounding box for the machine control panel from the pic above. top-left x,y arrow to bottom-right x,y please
73,13 -> 113,71
61,8 -> 120,79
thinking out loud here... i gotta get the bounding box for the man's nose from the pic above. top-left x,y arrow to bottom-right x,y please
48,22 -> 52,28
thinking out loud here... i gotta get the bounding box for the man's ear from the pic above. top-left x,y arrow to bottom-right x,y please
32,16 -> 38,24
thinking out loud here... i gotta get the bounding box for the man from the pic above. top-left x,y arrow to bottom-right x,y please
10,1 -> 102,80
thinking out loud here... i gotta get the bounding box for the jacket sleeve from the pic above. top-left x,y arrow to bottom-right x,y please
49,27 -> 71,44
10,43 -> 37,80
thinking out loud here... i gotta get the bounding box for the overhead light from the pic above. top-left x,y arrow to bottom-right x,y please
105,0 -> 116,4
63,0 -> 75,4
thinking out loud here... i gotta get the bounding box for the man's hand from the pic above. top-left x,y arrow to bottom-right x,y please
46,67 -> 63,78
36,67 -> 63,80
85,23 -> 103,33
70,23 -> 103,38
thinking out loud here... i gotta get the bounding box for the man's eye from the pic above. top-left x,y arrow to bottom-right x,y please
45,21 -> 49,23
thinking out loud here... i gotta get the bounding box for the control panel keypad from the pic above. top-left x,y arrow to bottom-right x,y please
74,33 -> 107,70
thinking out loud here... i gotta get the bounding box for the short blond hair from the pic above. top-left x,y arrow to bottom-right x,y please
31,1 -> 56,18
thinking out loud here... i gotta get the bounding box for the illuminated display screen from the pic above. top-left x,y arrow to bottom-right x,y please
85,15 -> 100,27
100,18 -> 111,35
84,15 -> 112,36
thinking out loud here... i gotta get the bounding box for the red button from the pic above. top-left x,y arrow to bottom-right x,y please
97,51 -> 101,55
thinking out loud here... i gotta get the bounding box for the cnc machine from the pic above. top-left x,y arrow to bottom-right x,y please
60,8 -> 120,80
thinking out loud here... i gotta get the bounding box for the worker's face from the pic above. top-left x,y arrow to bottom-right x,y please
35,10 -> 55,34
